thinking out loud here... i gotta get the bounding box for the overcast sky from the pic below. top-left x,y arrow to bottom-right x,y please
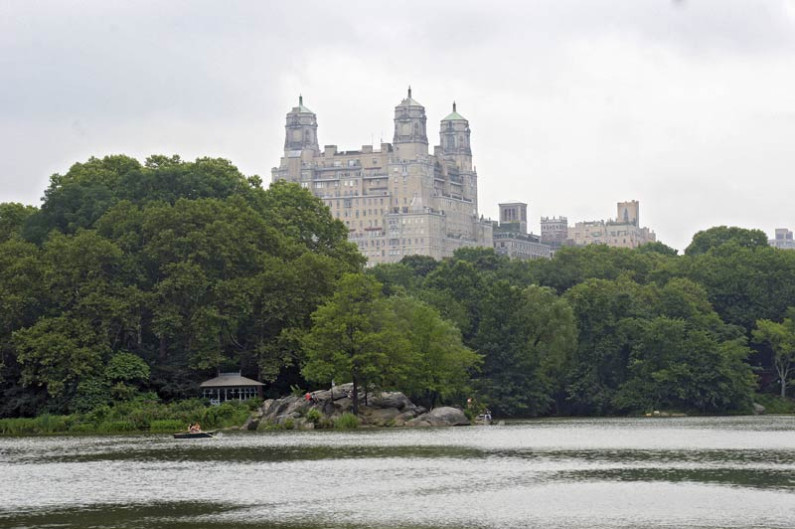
2,0 -> 795,251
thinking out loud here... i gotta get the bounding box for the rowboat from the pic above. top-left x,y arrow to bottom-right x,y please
173,431 -> 214,439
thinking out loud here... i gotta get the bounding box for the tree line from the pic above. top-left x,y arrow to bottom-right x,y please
1,155 -> 794,418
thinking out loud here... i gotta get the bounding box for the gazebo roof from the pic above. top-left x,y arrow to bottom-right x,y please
200,372 -> 264,388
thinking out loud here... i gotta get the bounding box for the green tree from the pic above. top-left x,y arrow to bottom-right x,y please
0,203 -> 37,243
615,317 -> 754,413
563,278 -> 650,414
753,313 -> 795,399
475,282 -> 577,416
386,295 -> 480,407
685,226 -> 768,256
302,274 -> 409,415
530,245 -> 660,294
676,242 -> 795,332
13,317 -> 107,405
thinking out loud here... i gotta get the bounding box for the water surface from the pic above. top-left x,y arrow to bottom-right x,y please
2,416 -> 794,528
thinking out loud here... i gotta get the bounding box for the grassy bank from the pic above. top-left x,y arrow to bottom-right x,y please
754,394 -> 795,414
0,398 -> 257,436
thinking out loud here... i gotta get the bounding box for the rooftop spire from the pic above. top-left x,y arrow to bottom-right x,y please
453,101 -> 456,112
299,94 -> 303,106
408,85 -> 412,99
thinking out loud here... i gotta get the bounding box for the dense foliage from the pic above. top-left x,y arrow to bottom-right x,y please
370,227 -> 795,415
1,155 -> 363,416
2,155 -> 793,420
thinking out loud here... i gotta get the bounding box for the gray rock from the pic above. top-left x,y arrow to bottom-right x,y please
333,397 -> 353,413
753,402 -> 766,415
393,409 -> 421,426
370,392 -> 413,411
312,389 -> 332,402
363,407 -> 401,426
407,407 -> 469,427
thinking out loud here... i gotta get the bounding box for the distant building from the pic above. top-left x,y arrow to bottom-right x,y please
271,91 -> 493,265
493,202 -> 551,260
567,200 -> 656,248
770,228 -> 795,250
540,216 -> 568,250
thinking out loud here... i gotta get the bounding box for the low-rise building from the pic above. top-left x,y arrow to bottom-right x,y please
493,202 -> 551,260
540,216 -> 568,249
567,200 -> 656,249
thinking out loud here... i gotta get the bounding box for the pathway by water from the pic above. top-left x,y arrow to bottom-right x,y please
2,416 -> 794,528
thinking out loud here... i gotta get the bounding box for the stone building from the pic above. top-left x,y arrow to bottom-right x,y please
272,90 -> 493,265
567,200 -> 656,248
540,216 -> 568,250
493,202 -> 551,260
770,228 -> 795,250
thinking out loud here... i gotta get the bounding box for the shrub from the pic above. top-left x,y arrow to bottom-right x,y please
754,394 -> 795,414
96,420 -> 137,433
334,412 -> 360,429
305,408 -> 322,426
150,420 -> 186,433
202,401 -> 250,429
0,418 -> 37,435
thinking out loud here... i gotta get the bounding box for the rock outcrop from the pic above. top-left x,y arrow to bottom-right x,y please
405,406 -> 470,427
247,383 -> 467,430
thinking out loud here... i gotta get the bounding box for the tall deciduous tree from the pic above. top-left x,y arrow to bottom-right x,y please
302,274 -> 408,415
685,226 -> 769,256
753,312 -> 795,399
386,295 -> 480,408
475,282 -> 577,416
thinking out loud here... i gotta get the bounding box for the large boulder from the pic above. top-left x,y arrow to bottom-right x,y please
362,407 -> 402,426
406,407 -> 469,427
370,392 -> 414,411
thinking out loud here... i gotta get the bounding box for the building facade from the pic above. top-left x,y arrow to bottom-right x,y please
540,216 -> 568,250
567,200 -> 656,249
493,202 -> 551,260
770,228 -> 795,250
272,91 -> 493,265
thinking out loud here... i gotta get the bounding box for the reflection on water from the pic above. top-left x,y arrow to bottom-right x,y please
1,416 -> 794,528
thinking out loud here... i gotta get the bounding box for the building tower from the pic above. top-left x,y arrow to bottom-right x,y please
440,102 -> 472,172
393,86 -> 428,160
283,95 -> 319,156
617,200 -> 639,226
499,202 -> 528,234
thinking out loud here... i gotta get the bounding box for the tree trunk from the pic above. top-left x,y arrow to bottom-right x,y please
777,359 -> 789,399
352,376 -> 359,416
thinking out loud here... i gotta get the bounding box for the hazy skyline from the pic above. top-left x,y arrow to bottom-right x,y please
2,0 -> 795,251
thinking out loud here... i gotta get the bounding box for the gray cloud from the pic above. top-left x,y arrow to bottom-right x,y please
2,0 -> 795,250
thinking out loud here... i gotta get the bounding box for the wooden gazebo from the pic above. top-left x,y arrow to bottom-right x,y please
200,372 -> 264,404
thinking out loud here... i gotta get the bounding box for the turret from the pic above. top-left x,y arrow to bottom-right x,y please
392,86 -> 428,159
283,95 -> 319,155
440,101 -> 472,172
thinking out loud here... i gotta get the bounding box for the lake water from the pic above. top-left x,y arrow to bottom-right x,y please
1,416 -> 794,529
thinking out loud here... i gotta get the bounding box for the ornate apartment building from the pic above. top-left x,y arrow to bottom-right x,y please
272,90 -> 493,265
